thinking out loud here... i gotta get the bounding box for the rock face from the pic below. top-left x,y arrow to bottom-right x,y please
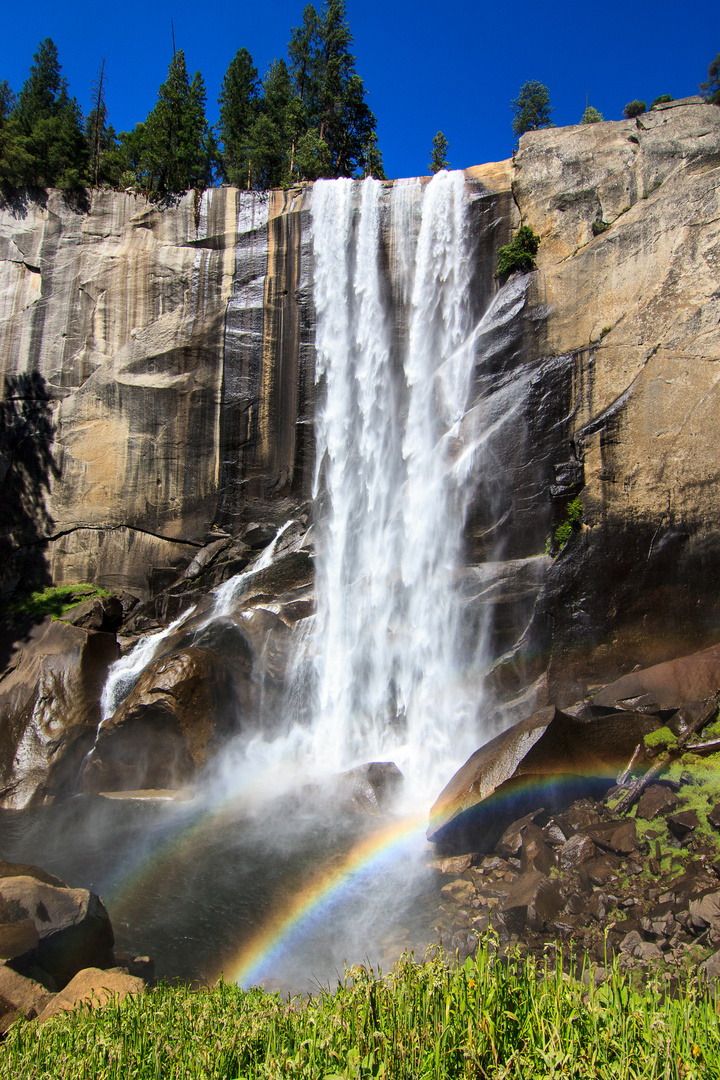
0,617 -> 119,808
1,99 -> 720,807
0,187 -> 314,599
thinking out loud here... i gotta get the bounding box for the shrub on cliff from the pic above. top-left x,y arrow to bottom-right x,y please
581,105 -> 603,124
623,99 -> 647,118
496,225 -> 540,278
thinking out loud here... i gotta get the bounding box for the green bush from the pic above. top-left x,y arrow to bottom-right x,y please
581,105 -> 603,124
496,225 -> 540,278
592,219 -> 610,236
644,726 -> 678,753
623,99 -> 647,118
553,497 -> 583,552
650,94 -> 674,108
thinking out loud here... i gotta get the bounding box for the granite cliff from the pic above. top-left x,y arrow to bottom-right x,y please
1,97 -> 719,808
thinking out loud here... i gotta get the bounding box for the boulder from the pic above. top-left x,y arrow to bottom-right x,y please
334,762 -> 404,815
520,824 -> 555,875
0,875 -> 113,987
689,890 -> 720,931
60,595 -> 124,633
666,810 -> 700,840
499,871 -> 562,934
582,820 -> 637,855
700,949 -> 720,982
82,646 -> 240,793
0,966 -> 54,1019
0,919 -> 39,960
558,833 -> 598,871
0,861 -> 66,888
428,706 -> 658,853
0,618 -> 119,808
37,967 -> 144,1022
496,811 -> 543,860
581,854 -> 622,887
591,644 -> 720,713
431,854 -> 474,876
636,785 -> 680,821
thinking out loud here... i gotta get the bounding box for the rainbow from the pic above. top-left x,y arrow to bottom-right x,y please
102,763 -> 639,989
225,811 -> 428,988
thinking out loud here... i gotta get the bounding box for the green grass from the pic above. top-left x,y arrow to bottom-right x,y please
5,583 -> 111,620
2,947 -> 720,1079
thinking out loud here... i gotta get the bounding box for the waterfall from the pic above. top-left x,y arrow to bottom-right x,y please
303,171 -> 480,797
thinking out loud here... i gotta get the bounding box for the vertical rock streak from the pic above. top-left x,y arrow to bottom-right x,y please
308,172 -> 478,794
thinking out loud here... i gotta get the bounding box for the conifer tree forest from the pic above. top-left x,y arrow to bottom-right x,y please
0,0 -> 386,198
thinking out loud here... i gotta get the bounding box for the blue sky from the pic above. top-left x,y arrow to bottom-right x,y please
2,0 -> 717,180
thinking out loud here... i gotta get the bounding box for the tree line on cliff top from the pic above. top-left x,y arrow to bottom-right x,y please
0,20 -> 718,198
0,0 -> 384,198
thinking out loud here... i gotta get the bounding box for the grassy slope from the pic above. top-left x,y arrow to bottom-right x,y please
0,948 -> 717,1079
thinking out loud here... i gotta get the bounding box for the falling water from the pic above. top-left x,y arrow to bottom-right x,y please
304,171 -> 480,798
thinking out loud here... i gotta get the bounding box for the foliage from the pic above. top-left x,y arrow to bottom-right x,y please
496,224 -> 540,278
592,219 -> 610,236
511,80 -> 553,138
581,105 -> 603,123
0,38 -> 88,194
121,50 -> 220,194
428,130 -> 449,173
553,496 -> 583,551
6,582 -> 110,619
650,94 -> 674,108
287,0 -> 379,180
623,99 -> 647,118
700,53 -> 720,104
218,47 -> 261,188
643,726 -> 678,752
2,946 -> 720,1078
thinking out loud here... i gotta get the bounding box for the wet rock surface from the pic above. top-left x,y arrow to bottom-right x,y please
0,859 -> 148,1032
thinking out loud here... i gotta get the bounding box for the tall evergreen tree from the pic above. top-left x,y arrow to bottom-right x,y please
429,131 -> 449,173
218,48 -> 261,186
511,80 -> 554,139
125,50 -> 219,194
0,81 -> 16,127
0,38 -> 88,192
287,0 -> 379,179
247,59 -> 294,189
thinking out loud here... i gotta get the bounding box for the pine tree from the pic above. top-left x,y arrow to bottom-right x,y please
247,59 -> 294,189
132,50 -> 219,194
700,53 -> 720,104
511,81 -> 554,139
218,48 -> 260,186
429,131 -> 449,173
0,38 -> 88,193
88,58 -> 107,186
361,131 -> 386,179
580,105 -> 603,124
0,80 -> 16,126
287,0 -> 379,179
